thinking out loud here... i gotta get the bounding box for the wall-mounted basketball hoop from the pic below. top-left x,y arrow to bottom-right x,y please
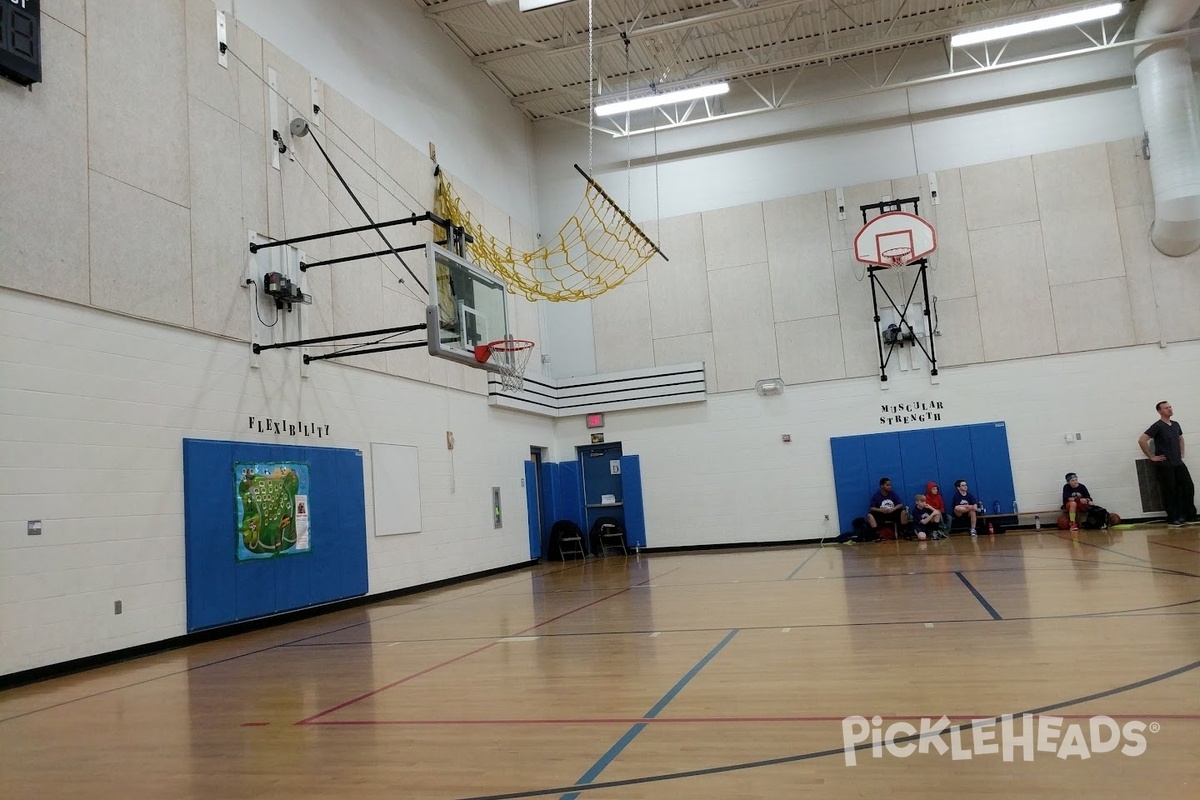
854,210 -> 937,268
853,200 -> 939,382
475,337 -> 536,392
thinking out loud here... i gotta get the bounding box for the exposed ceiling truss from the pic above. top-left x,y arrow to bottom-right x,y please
415,0 -> 1148,133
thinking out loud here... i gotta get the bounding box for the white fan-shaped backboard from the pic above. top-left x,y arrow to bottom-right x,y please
853,211 -> 937,267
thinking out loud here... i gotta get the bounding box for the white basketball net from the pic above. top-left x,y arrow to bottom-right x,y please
486,340 -> 535,392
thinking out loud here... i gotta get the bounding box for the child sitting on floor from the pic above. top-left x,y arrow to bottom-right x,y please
913,494 -> 944,541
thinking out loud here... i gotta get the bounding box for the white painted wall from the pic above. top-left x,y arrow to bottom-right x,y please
4,1 -> 1198,679
234,0 -> 538,231
0,0 -> 550,677
586,341 -> 1200,548
531,43 -> 1149,379
0,288 -> 546,675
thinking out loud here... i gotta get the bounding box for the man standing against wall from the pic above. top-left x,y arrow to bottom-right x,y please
1139,401 -> 1197,527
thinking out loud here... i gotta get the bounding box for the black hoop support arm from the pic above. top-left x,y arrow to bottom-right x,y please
252,323 -> 428,354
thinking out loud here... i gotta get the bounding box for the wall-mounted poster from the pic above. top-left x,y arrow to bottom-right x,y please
235,462 -> 311,560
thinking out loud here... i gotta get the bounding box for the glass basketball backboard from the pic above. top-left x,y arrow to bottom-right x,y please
425,242 -> 510,369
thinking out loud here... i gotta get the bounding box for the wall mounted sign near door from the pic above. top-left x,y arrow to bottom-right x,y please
0,0 -> 42,87
586,412 -> 604,429
591,433 -> 604,444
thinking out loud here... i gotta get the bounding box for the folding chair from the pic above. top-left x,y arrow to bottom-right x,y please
591,516 -> 628,557
550,520 -> 586,561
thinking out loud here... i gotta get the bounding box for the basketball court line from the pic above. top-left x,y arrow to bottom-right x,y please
954,571 -> 1004,620
447,657 -> 1200,800
558,629 -> 740,800
1150,540 -> 1200,555
1053,532 -> 1152,563
277,565 -> 1200,651
288,711 -> 1200,727
784,547 -> 822,579
295,568 -> 681,725
281,607 -> 1200,659
3,550 -> 1193,723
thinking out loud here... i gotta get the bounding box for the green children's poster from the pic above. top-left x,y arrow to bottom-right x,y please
235,462 -> 311,561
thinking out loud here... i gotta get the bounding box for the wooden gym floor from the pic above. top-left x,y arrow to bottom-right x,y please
2,526 -> 1198,799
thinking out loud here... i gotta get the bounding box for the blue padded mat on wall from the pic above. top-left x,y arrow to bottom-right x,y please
830,422 -> 1015,534
182,438 -> 368,632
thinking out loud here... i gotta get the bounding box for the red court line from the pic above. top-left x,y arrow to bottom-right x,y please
1150,540 -> 1200,555
296,569 -> 677,725
305,712 -> 1200,726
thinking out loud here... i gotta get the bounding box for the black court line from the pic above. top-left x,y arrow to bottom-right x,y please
277,595 -> 1200,650
1054,532 -> 1152,563
955,571 -> 1003,620
448,657 -> 1200,800
3,549 -> 1192,723
785,548 -> 822,580
0,561 -> 590,723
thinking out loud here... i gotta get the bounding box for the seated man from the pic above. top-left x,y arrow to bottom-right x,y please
950,479 -> 983,536
912,493 -> 943,541
867,477 -> 909,537
1061,472 -> 1093,533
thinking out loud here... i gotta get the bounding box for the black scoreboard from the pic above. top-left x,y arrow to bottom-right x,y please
1,0 -> 40,87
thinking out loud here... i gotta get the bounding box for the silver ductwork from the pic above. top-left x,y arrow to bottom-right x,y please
1134,0 -> 1200,256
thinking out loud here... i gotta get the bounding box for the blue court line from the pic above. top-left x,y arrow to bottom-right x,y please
559,629 -> 740,800
786,548 -> 821,580
955,571 -> 1002,620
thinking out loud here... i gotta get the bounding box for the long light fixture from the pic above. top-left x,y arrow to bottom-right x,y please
517,0 -> 572,10
595,82 -> 729,117
950,2 -> 1122,47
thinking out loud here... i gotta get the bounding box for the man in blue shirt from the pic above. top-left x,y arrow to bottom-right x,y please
950,479 -> 983,535
1061,472 -> 1092,532
1138,400 -> 1196,527
867,477 -> 909,537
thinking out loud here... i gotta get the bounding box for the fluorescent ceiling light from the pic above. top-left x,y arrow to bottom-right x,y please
518,0 -> 572,11
595,83 -> 729,116
950,3 -> 1122,47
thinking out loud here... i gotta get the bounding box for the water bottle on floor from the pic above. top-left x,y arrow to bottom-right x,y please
1034,515 -> 1041,531
993,500 -> 1000,515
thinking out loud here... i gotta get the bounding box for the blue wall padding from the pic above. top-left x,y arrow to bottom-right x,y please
970,423 -> 1017,513
554,461 -> 585,530
525,460 -> 540,559
830,422 -> 1016,533
830,436 -> 870,537
620,455 -> 647,548
182,438 -> 368,632
897,429 -> 939,505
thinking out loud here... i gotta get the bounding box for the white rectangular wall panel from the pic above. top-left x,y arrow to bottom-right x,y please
371,443 -> 422,536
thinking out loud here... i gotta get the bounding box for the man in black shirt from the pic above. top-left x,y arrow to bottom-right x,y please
1138,401 -> 1196,527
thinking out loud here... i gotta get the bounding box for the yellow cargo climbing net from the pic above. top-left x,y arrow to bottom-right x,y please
434,165 -> 664,302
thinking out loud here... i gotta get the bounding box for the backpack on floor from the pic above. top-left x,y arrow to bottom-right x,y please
851,517 -> 878,542
1083,505 -> 1111,530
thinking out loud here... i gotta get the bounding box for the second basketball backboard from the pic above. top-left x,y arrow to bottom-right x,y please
426,242 -> 510,369
853,211 -> 937,267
